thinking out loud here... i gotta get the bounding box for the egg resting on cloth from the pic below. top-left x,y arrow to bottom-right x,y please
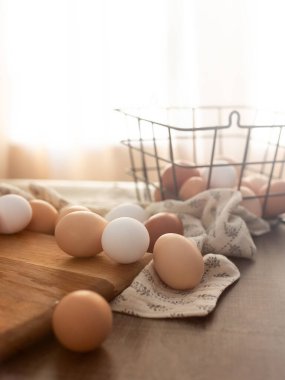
111,189 -> 270,318
111,254 -> 240,318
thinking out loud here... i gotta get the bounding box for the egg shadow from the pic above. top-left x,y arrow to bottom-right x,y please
53,343 -> 113,380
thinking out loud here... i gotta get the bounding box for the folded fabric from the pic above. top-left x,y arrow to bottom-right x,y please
111,254 -> 240,318
145,188 -> 270,259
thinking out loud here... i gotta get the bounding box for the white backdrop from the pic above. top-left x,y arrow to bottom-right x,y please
0,0 -> 285,178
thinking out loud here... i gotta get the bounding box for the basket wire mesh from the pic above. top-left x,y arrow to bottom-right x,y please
117,106 -> 285,219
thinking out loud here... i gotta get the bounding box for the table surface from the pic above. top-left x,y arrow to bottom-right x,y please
0,180 -> 285,380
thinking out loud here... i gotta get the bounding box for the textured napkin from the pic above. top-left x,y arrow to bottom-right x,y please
145,188 -> 270,259
111,254 -> 240,318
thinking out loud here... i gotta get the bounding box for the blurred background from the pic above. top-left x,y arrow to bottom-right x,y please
0,0 -> 285,181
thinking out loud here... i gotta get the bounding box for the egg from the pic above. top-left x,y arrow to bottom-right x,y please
153,187 -> 175,202
201,160 -> 237,189
153,233 -> 204,290
161,161 -> 200,196
57,205 -> 90,224
216,156 -> 241,177
179,176 -> 207,200
101,217 -> 150,264
241,174 -> 268,195
26,199 -> 59,234
105,203 -> 148,223
239,186 -> 262,218
258,180 -> 285,218
144,212 -> 184,253
0,194 -> 32,234
55,211 -> 107,257
52,290 -> 112,352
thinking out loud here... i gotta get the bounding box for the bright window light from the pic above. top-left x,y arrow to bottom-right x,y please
2,0 -> 191,148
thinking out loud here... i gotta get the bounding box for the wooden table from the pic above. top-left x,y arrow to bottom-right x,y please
0,180 -> 285,379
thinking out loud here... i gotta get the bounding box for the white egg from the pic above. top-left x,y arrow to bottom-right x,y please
0,194 -> 33,234
202,160 -> 237,189
101,217 -> 150,264
105,203 -> 148,222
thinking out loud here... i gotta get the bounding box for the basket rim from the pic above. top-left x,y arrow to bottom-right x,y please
115,106 -> 285,132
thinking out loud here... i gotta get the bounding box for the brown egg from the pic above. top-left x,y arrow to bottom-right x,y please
26,199 -> 58,234
179,176 -> 207,200
153,233 -> 204,290
161,161 -> 200,196
239,186 -> 262,218
52,290 -> 112,352
55,211 -> 107,257
144,213 -> 184,253
153,187 -> 176,202
153,188 -> 162,202
57,205 -> 90,224
258,180 -> 285,218
241,174 -> 268,195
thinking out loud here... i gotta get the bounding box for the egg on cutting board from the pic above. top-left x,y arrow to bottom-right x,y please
101,217 -> 149,264
55,211 -> 107,257
57,205 -> 91,224
26,199 -> 58,234
104,203 -> 148,223
0,194 -> 32,234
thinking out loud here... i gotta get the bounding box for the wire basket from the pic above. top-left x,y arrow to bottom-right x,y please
117,106 -> 285,220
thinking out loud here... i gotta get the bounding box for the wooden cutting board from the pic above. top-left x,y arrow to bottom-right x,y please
0,231 -> 151,361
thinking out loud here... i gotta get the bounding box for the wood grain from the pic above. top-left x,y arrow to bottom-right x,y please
0,231 -> 151,361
